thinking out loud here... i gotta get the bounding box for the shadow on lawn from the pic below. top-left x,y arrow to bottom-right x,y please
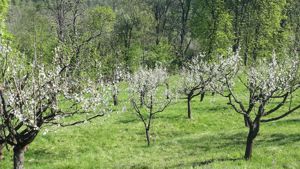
168,157 -> 243,168
192,157 -> 243,167
260,133 -> 300,146
271,118 -> 300,125
118,114 -> 184,124
167,130 -> 300,168
205,105 -> 230,112
178,131 -> 300,150
118,118 -> 139,124
29,148 -> 56,157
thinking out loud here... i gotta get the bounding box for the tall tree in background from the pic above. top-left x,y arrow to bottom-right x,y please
286,0 -> 300,52
71,5 -> 116,74
166,0 -> 195,65
0,0 -> 8,35
47,0 -> 73,43
8,1 -> 57,63
191,0 -> 233,58
225,0 -> 247,54
114,0 -> 153,72
192,0 -> 293,63
0,0 -> 9,160
47,0 -> 116,74
238,0 -> 289,64
178,0 -> 192,61
146,0 -> 173,45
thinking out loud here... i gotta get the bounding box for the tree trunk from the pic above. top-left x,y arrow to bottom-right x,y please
113,94 -> 118,106
0,143 -> 3,160
244,115 -> 249,127
13,146 -> 26,169
166,83 -> 170,99
140,93 -> 144,107
244,130 -> 254,160
145,128 -> 150,146
200,92 -> 205,102
155,17 -> 160,45
244,123 -> 259,160
187,97 -> 192,119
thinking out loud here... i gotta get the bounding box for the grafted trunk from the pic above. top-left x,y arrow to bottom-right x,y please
145,128 -> 150,146
13,145 -> 27,169
187,96 -> 192,119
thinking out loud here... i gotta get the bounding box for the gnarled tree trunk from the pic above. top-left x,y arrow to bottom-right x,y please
13,145 -> 27,169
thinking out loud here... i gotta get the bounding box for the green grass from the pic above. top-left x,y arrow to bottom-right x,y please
1,82 -> 300,169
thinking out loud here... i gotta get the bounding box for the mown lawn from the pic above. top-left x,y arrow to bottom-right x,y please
1,81 -> 300,169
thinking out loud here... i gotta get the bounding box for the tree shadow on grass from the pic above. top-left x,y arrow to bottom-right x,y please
205,105 -> 230,113
165,130 -> 300,168
210,126 -> 300,149
29,148 -> 56,158
191,157 -> 243,167
156,114 -> 184,121
117,118 -> 139,124
117,114 -> 184,124
257,133 -> 300,146
269,118 -> 300,125
168,157 -> 243,168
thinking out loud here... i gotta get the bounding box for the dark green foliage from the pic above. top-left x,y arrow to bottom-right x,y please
5,0 -> 299,71
191,0 -> 234,58
8,1 -> 57,63
0,0 -> 8,37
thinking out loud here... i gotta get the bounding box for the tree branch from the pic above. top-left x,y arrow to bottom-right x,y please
261,104 -> 300,123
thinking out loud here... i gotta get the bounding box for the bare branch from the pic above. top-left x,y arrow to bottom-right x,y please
261,104 -> 300,123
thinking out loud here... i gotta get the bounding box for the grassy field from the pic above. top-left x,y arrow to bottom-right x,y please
1,81 -> 300,169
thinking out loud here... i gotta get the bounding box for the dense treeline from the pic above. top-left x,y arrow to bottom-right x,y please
2,0 -> 300,75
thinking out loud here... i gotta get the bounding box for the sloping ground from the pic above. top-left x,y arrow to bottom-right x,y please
1,86 -> 300,169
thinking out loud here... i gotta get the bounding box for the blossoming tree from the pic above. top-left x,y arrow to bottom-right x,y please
179,53 -> 240,119
218,54 -> 300,160
110,65 -> 124,106
129,66 -> 171,146
0,49 -> 110,169
179,55 -> 214,119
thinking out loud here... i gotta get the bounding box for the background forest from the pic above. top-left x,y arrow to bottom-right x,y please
2,0 -> 300,75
